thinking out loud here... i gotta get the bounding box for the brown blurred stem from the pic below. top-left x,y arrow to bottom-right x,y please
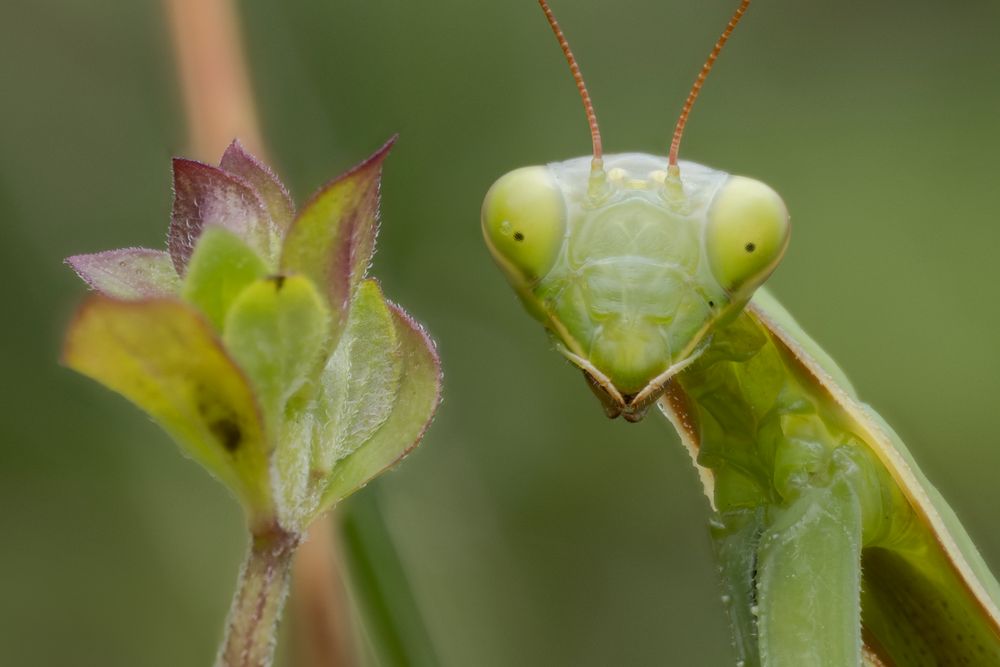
164,0 -> 263,160
164,1 -> 355,664
292,519 -> 356,667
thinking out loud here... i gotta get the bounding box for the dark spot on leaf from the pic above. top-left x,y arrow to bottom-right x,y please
195,386 -> 244,453
745,242 -> 756,253
513,232 -> 525,242
210,417 -> 243,452
269,275 -> 287,290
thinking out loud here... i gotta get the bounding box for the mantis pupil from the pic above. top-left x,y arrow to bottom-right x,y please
514,232 -> 525,242
745,242 -> 756,253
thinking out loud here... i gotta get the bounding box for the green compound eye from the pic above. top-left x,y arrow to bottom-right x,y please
706,175 -> 791,295
482,166 -> 566,286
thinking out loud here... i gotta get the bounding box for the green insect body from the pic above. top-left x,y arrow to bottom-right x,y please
484,1 -> 1000,664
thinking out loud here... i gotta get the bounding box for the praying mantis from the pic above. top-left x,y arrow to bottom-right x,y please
481,1 -> 1000,664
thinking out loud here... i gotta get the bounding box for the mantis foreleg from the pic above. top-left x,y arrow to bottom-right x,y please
711,506 -> 765,664
714,448 -> 864,667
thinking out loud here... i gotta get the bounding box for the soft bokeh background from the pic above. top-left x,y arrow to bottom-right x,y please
3,0 -> 1000,665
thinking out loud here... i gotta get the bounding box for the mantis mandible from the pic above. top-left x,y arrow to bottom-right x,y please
481,1 -> 1000,664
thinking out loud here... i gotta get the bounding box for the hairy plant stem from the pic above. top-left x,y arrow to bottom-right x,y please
216,526 -> 300,667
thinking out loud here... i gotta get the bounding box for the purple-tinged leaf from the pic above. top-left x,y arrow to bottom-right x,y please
220,140 -> 295,232
281,136 -> 396,331
169,159 -> 274,273
66,248 -> 180,299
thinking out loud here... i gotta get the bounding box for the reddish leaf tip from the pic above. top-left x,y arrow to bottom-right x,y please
219,139 -> 284,192
169,158 -> 271,273
299,135 -> 398,213
281,136 -> 401,320
222,137 -> 247,155
219,139 -> 296,231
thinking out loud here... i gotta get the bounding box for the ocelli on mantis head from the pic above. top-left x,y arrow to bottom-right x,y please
482,153 -> 790,421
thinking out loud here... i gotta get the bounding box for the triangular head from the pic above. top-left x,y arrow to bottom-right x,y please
483,153 -> 788,421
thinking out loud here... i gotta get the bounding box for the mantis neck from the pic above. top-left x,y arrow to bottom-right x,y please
674,309 -> 902,537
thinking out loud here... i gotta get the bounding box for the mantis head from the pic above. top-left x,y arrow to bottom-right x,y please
483,155 -> 789,420
482,0 -> 788,421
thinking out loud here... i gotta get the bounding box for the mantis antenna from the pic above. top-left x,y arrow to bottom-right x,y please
668,0 -> 751,170
537,0 -> 604,171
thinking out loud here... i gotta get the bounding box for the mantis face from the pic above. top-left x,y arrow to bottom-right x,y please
482,153 -> 789,420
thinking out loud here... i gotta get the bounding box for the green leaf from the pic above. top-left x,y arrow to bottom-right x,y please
223,274 -> 330,435
271,279 -> 403,528
314,280 -> 403,475
66,248 -> 181,299
181,226 -> 269,330
280,137 -> 395,335
317,282 -> 441,514
62,296 -> 275,527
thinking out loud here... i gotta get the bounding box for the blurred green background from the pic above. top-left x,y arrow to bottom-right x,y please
3,0 -> 1000,665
